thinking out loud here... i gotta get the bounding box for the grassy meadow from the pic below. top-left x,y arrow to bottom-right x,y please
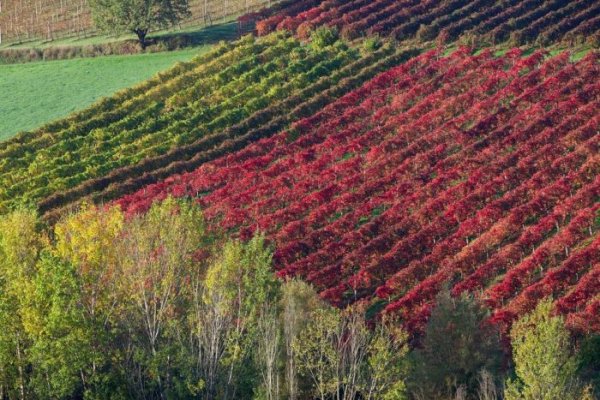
0,47 -> 204,140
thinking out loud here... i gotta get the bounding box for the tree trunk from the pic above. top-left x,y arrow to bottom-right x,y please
135,28 -> 148,49
16,334 -> 25,400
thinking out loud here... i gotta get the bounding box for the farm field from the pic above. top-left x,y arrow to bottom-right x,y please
0,0 -> 284,46
0,47 -> 203,139
117,47 -> 600,334
260,0 -> 600,45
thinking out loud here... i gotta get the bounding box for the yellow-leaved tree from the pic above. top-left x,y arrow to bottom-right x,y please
54,203 -> 124,323
505,298 -> 582,400
116,197 -> 205,396
0,209 -> 43,400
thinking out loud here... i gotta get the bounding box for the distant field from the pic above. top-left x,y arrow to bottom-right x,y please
0,0 -> 280,46
0,47 -> 203,140
0,19 -> 239,50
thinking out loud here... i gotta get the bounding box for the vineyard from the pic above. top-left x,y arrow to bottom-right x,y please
0,0 -> 282,45
0,31 -> 379,212
116,47 -> 600,334
257,0 -> 600,46
0,36 -> 421,218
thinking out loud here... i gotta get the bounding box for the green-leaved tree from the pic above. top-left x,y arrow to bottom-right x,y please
409,289 -> 503,399
505,299 -> 582,400
89,0 -> 191,48
0,208 -> 43,400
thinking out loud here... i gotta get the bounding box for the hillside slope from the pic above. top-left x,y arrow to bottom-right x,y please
1,31 -> 393,213
0,0 -> 282,46
32,39 -> 418,220
1,0 -> 596,219
117,48 -> 600,334
258,0 -> 600,46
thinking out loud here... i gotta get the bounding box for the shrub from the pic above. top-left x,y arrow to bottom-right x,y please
361,35 -> 382,55
311,26 -> 339,49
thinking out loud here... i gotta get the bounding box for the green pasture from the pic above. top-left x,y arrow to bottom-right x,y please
0,47 -> 204,140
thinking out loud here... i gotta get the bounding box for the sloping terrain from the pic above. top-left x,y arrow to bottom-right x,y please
258,0 -> 600,46
2,31 -> 403,213
0,0 -> 598,340
0,0 -> 283,45
116,48 -> 600,334
35,42 -> 418,221
1,0 -> 595,219
1,2 -> 600,399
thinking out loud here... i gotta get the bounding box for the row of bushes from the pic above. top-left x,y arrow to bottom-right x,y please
0,35 -> 297,185
3,39 -> 356,210
414,0 -> 496,42
41,44 -> 420,222
38,40 -> 388,215
484,0 -> 581,44
512,0 -> 597,45
257,0 -> 599,48
0,36 -> 261,159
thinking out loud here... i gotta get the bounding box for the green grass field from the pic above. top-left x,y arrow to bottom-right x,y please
0,47 -> 204,140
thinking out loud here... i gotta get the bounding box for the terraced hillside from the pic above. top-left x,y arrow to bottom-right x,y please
258,0 -> 600,46
1,31 -> 417,214
116,48 -> 600,334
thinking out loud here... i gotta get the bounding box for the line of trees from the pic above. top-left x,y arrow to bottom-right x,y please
0,199 -> 409,399
0,198 -> 597,399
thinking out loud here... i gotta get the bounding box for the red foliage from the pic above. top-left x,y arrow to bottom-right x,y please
251,0 -> 599,46
117,49 -> 600,335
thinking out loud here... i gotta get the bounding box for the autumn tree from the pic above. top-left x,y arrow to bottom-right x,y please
48,204 -> 126,397
291,295 -> 410,400
293,306 -> 340,400
117,197 -> 205,397
0,202 -> 456,399
194,234 -> 278,399
255,304 -> 283,400
54,204 -> 124,337
88,0 -> 190,48
505,299 -> 582,400
280,279 -> 324,400
25,254 -> 126,399
362,316 -> 410,400
0,209 -> 43,400
334,308 -> 410,400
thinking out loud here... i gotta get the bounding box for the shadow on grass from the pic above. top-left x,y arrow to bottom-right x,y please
0,20 -> 245,64
154,20 -> 242,46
